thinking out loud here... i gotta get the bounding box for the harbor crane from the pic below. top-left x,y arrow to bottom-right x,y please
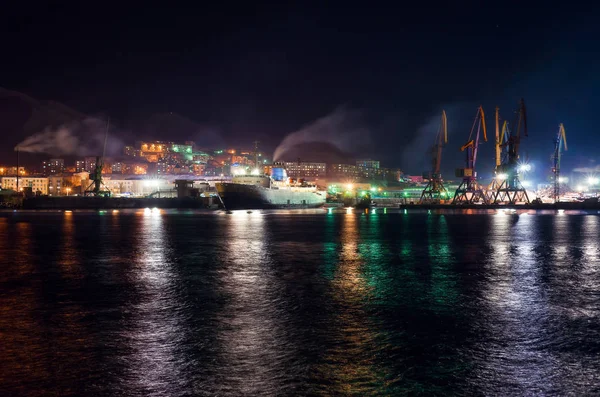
485,107 -> 509,201
420,110 -> 448,203
490,98 -> 529,204
552,123 -> 567,202
84,118 -> 112,197
452,106 -> 488,204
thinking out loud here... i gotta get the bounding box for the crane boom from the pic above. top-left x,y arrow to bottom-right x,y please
420,110 -> 449,203
489,98 -> 530,204
553,123 -> 567,202
452,105 -> 488,204
559,123 -> 567,151
434,110 -> 448,173
512,99 -> 527,159
495,107 -> 501,167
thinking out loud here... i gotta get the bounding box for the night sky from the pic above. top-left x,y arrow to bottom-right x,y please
1,3 -> 599,181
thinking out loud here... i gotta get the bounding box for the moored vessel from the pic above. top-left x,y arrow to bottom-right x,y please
215,167 -> 326,210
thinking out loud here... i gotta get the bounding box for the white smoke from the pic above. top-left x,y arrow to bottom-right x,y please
400,103 -> 478,173
573,166 -> 600,173
401,112 -> 443,172
15,117 -> 124,156
273,107 -> 369,161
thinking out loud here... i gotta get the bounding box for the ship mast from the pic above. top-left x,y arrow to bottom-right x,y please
253,140 -> 260,173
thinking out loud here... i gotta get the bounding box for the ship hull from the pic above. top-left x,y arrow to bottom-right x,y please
216,183 -> 326,210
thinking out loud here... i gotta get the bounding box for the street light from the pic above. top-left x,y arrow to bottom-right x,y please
587,177 -> 599,185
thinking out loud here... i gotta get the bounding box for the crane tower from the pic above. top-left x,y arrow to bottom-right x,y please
84,118 -> 111,197
490,99 -> 529,204
452,106 -> 488,204
485,107 -> 509,201
420,110 -> 448,203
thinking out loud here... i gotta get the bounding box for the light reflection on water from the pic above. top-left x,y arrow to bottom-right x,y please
121,209 -> 191,395
1,210 -> 600,396
210,211 -> 296,395
314,213 -> 383,395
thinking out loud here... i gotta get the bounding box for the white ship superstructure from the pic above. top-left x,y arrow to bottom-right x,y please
215,168 -> 326,210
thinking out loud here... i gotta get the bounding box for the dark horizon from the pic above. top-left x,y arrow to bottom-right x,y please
1,3 -> 599,178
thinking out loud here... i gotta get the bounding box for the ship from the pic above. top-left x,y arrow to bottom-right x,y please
215,167 -> 326,210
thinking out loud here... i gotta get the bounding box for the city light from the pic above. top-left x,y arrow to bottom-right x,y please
587,177 -> 599,185
251,168 -> 260,175
346,183 -> 354,191
521,180 -> 532,188
558,177 -> 569,183
576,185 -> 585,192
497,173 -> 508,180
518,163 -> 532,173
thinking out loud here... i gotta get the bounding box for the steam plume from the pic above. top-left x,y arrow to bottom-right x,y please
573,166 -> 600,173
273,107 -> 370,161
400,103 -> 475,173
15,117 -> 124,157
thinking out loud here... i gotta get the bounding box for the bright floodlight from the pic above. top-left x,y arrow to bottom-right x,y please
521,180 -> 532,188
346,183 -> 354,191
576,185 -> 584,192
518,164 -> 532,173
251,168 -> 260,175
558,177 -> 568,183
497,173 -> 508,180
587,177 -> 599,185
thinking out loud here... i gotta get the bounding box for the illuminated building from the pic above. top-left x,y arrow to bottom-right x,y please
192,163 -> 206,175
156,160 -> 168,174
47,174 -> 89,196
124,146 -> 141,157
328,164 -> 359,180
232,155 -> 252,166
101,177 -> 174,197
111,162 -> 125,174
0,166 -> 25,176
75,160 -> 86,173
193,153 -> 210,163
41,158 -> 65,175
132,141 -> 200,163
1,177 -> 48,194
274,162 -> 326,178
84,157 -> 97,173
170,143 -> 194,160
356,159 -> 380,169
131,163 -> 148,175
